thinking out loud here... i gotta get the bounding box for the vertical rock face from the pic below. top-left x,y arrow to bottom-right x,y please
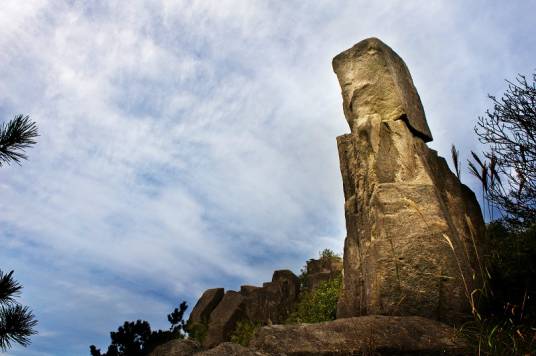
333,38 -> 485,324
189,288 -> 225,326
204,291 -> 246,348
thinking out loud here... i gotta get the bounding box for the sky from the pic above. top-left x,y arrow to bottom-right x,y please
0,1 -> 535,355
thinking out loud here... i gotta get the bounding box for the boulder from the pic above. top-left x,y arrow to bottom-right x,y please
306,257 -> 343,275
188,288 -> 224,326
204,291 -> 246,348
194,342 -> 268,356
249,315 -> 469,355
333,38 -> 485,324
149,339 -> 201,356
304,257 -> 342,291
243,270 -> 300,324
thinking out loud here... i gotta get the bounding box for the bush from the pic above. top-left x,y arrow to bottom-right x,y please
230,320 -> 261,346
319,248 -> 340,260
286,274 -> 342,324
186,321 -> 208,343
485,221 -> 536,320
458,222 -> 536,355
460,318 -> 535,355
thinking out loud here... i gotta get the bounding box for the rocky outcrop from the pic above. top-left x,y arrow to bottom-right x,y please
304,255 -> 342,291
250,315 -> 469,355
189,269 -> 301,348
333,38 -> 485,324
242,269 -> 300,324
189,288 -> 224,327
195,342 -> 269,356
203,291 -> 246,348
153,316 -> 468,355
149,339 -> 201,356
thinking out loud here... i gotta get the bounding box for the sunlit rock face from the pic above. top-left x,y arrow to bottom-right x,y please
333,38 -> 485,324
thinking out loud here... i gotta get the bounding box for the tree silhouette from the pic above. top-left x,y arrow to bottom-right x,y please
0,270 -> 38,351
90,301 -> 188,356
474,73 -> 536,227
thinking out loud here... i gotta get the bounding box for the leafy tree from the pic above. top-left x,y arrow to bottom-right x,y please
90,301 -> 188,356
473,73 -> 536,227
0,114 -> 38,166
0,270 -> 38,351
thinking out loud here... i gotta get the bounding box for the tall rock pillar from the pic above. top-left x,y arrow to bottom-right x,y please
333,38 -> 485,324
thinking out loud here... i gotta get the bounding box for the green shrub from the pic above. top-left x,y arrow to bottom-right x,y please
286,274 -> 342,324
186,322 -> 208,343
319,248 -> 340,260
460,318 -> 535,355
457,222 -> 536,355
230,320 -> 261,346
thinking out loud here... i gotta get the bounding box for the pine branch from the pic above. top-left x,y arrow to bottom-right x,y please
0,304 -> 38,351
0,114 -> 38,166
0,271 -> 22,305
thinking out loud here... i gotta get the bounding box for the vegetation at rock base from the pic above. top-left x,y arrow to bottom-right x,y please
230,319 -> 261,346
89,301 -> 188,356
185,321 -> 208,343
458,222 -> 536,355
455,72 -> 536,355
286,274 -> 342,324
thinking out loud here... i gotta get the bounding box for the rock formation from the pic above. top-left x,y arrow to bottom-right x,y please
188,269 -> 302,348
152,316 -> 468,355
150,38 -> 482,355
189,288 -> 224,327
250,315 -> 469,355
333,38 -> 485,324
303,255 -> 342,291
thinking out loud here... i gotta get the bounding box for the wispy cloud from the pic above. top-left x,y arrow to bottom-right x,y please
0,1 -> 534,354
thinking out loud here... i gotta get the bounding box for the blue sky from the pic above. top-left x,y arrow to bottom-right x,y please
0,1 -> 535,355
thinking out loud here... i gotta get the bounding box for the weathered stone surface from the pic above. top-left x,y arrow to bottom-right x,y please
240,285 -> 260,296
189,288 -> 224,326
332,37 -> 433,142
333,38 -> 485,324
249,315 -> 469,355
243,270 -> 300,324
304,257 -> 342,291
306,257 -> 343,275
194,342 -> 269,356
149,339 -> 201,356
190,271 -> 300,349
204,291 -> 246,348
